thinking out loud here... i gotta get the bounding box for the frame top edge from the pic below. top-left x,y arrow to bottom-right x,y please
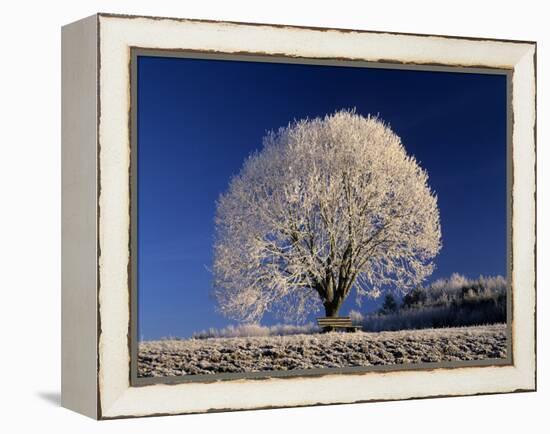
96,11 -> 536,46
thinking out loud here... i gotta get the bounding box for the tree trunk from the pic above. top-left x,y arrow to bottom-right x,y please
323,299 -> 342,317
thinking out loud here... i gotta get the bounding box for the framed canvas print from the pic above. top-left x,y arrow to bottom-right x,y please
61,13 -> 536,419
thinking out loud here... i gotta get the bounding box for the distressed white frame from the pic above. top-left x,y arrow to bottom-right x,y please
62,13 -> 536,419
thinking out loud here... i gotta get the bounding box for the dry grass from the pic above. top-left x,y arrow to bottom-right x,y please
138,324 -> 507,378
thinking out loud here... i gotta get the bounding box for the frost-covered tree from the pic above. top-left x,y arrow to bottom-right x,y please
213,109 -> 441,322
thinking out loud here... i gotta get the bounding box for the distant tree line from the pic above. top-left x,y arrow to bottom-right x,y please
351,274 -> 507,332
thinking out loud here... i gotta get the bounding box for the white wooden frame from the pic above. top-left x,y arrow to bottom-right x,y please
61,13 -> 536,419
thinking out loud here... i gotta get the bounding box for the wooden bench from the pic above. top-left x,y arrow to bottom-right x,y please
317,316 -> 362,332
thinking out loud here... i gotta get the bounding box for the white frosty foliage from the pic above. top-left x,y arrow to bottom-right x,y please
191,323 -> 319,340
213,110 -> 441,322
349,309 -> 365,324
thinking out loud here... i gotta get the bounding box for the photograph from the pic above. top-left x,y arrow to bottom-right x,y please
133,53 -> 510,380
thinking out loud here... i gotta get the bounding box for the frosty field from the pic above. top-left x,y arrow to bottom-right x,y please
138,324 -> 507,378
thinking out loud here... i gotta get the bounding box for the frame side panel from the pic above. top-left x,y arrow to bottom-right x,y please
61,14 -> 99,419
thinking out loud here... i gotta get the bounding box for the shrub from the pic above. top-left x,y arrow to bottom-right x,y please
380,294 -> 399,314
402,288 -> 427,309
358,274 -> 507,332
349,309 -> 364,324
191,322 -> 319,339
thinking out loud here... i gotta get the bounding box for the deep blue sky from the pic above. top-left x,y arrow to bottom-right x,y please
137,55 -> 507,340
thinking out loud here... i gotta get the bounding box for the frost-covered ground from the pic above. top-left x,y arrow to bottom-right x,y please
138,324 -> 507,378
